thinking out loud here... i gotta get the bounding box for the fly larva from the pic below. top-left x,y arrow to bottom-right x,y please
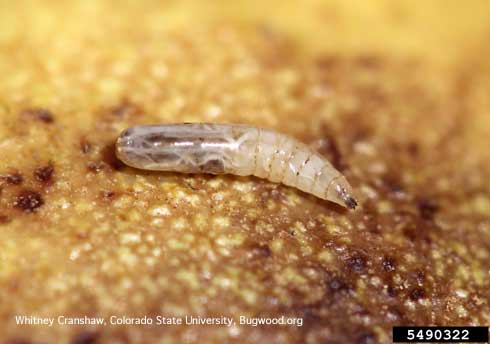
116,123 -> 358,209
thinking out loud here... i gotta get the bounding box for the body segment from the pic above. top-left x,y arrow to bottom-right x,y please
116,123 -> 357,209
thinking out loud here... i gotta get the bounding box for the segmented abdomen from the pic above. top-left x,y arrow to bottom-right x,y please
116,123 -> 357,209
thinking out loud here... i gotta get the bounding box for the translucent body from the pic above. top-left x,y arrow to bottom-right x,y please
116,124 -> 358,209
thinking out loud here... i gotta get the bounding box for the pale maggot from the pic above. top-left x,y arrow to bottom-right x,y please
116,123 -> 358,209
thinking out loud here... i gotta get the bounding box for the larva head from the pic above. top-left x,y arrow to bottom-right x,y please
115,127 -> 144,168
115,126 -> 179,170
115,125 -> 229,173
326,176 -> 358,210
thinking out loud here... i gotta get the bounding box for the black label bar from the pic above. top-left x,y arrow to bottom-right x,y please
393,326 -> 489,343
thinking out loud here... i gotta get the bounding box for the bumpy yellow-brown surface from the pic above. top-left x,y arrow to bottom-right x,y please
1,1 -> 490,343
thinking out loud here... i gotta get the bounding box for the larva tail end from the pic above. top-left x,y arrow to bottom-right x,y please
344,196 -> 358,210
326,176 -> 358,210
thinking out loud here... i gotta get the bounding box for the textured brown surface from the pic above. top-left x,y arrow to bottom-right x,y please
1,1 -> 490,343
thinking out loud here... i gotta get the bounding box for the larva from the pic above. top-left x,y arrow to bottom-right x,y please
116,123 -> 358,209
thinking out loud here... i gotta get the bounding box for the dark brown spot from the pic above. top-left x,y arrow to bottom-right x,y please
402,227 -> 417,242
21,108 -> 54,123
417,198 -> 439,220
110,99 -> 141,118
251,244 -> 272,258
101,142 -> 124,170
402,224 -> 431,244
14,190 -> 44,212
71,331 -> 99,344
357,332 -> 376,344
87,162 -> 105,173
34,164 -> 54,183
100,190 -> 117,200
407,142 -> 419,156
346,253 -> 367,273
387,285 -> 398,297
1,172 -> 24,185
80,138 -> 92,154
382,257 -> 396,272
37,110 -> 54,123
409,287 -> 426,301
0,214 -> 11,224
